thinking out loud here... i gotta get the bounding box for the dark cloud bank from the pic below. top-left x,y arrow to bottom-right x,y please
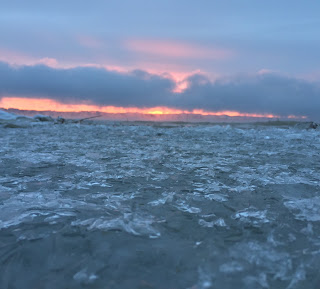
0,61 -> 319,119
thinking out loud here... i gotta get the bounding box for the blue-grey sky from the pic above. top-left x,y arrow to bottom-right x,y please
0,0 -> 320,118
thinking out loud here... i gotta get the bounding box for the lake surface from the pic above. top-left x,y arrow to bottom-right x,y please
0,121 -> 320,288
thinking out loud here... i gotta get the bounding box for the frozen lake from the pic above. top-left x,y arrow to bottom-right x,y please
0,120 -> 320,289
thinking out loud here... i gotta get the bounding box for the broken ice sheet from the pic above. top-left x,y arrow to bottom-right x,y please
1,121 -> 320,288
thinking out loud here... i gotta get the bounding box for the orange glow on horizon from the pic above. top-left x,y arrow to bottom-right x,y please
0,97 -> 305,119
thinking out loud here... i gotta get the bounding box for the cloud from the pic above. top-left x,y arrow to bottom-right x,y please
0,61 -> 319,119
0,61 -> 175,107
181,73 -> 320,118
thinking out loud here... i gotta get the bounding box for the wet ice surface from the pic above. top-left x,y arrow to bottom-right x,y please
0,121 -> 320,289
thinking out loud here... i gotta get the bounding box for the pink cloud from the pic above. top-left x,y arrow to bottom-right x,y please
108,64 -> 217,93
0,48 -> 59,68
126,39 -> 233,60
98,64 -> 202,93
85,63 -> 219,93
37,57 -> 58,67
0,48 -> 36,66
0,47 -> 219,94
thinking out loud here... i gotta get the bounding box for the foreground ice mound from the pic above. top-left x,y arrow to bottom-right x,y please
0,110 -> 18,120
0,109 -> 34,128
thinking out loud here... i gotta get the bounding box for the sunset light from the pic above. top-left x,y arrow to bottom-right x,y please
0,97 -> 306,119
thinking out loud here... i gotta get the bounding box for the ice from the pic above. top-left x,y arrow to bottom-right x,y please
198,219 -> 215,228
230,241 -> 293,281
0,110 -> 20,120
33,114 -> 54,122
148,192 -> 175,206
287,265 -> 306,289
204,193 -> 228,202
196,268 -> 213,289
233,208 -> 269,224
198,218 -> 227,228
284,197 -> 320,221
72,213 -> 161,238
175,200 -> 201,214
300,223 -> 313,235
219,261 -> 244,273
0,191 -> 87,230
0,188 -> 138,232
214,218 -> 227,227
243,272 -> 269,288
0,122 -> 320,288
73,269 -> 98,284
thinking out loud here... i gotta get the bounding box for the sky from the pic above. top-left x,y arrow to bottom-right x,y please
0,0 -> 320,119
